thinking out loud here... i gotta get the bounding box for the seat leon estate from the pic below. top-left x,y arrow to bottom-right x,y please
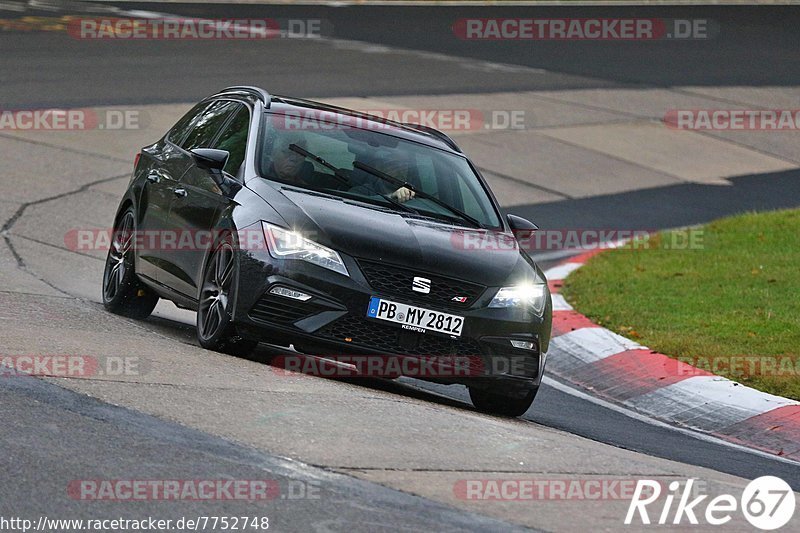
102,86 -> 552,416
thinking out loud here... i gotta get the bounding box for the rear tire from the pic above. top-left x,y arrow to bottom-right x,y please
102,208 -> 158,320
196,234 -> 258,357
469,385 -> 538,417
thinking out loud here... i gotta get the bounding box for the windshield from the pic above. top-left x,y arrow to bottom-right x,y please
258,112 -> 502,228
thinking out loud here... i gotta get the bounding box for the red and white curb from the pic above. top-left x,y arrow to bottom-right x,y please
543,250 -> 800,462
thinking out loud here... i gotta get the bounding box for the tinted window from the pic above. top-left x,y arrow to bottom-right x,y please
167,102 -> 210,145
181,101 -> 240,151
212,105 -> 250,176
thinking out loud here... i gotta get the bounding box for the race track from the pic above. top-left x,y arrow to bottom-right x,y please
2,1 -> 799,531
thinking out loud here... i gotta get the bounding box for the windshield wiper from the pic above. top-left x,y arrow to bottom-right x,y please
353,161 -> 483,228
289,144 -> 350,185
379,193 -> 420,214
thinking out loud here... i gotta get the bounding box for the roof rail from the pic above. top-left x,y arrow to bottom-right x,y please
403,123 -> 461,152
219,86 -> 272,108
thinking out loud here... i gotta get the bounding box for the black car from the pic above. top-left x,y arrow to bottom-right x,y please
102,86 -> 552,416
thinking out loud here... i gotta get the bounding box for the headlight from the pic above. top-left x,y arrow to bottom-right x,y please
262,222 -> 349,277
489,284 -> 547,315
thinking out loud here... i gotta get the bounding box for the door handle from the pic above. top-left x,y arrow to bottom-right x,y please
173,188 -> 188,198
146,172 -> 161,183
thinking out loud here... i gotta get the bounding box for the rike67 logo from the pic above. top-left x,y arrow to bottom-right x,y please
626,477 -> 795,530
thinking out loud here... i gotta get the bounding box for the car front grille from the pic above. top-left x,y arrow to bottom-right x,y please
356,259 -> 486,309
249,292 -> 327,326
318,314 -> 484,358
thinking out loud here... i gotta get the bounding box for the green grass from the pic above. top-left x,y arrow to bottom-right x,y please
561,209 -> 800,400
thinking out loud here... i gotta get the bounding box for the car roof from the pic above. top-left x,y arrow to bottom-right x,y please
211,86 -> 463,155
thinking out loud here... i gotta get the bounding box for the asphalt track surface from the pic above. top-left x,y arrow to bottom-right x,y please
2,1 -> 800,530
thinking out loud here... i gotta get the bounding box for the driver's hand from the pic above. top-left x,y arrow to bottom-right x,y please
391,187 -> 415,203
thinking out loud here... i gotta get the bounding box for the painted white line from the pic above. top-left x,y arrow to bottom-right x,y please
550,327 -> 645,365
550,293 -> 573,311
543,376 -> 800,466
543,262 -> 582,281
625,375 -> 800,432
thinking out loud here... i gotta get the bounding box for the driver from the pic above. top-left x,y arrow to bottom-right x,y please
349,151 -> 416,203
266,135 -> 313,186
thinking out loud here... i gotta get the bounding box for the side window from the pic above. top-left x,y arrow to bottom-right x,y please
167,102 -> 210,145
181,101 -> 240,152
212,105 -> 250,176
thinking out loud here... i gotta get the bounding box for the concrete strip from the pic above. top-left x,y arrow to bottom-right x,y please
693,130 -> 800,166
376,91 -> 629,132
503,87 -> 800,165
539,121 -> 797,183
457,129 -> 682,200
481,169 -> 568,206
349,469 -> 759,533
532,87 -> 754,120
1,103 -> 194,162
680,86 -> 800,109
0,136 -> 128,204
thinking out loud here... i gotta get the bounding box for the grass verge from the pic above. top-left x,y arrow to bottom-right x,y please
561,209 -> 800,400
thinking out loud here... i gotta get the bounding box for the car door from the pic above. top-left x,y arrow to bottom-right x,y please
163,100 -> 250,298
135,101 -> 212,283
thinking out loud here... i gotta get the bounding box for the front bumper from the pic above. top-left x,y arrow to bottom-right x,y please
233,247 -> 552,389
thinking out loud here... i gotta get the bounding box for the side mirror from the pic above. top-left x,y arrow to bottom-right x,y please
190,148 -> 241,197
507,214 -> 538,233
190,148 -> 229,173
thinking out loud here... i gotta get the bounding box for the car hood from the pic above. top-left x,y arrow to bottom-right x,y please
249,183 -> 535,286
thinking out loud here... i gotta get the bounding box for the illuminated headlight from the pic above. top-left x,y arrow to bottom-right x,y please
489,284 -> 547,315
262,222 -> 349,277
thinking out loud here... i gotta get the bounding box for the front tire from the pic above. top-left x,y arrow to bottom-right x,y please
102,208 -> 158,319
469,385 -> 538,417
196,234 -> 258,357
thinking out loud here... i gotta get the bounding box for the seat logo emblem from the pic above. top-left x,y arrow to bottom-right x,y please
412,277 -> 431,294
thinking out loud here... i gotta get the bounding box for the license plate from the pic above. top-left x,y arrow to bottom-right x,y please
366,297 -> 464,336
